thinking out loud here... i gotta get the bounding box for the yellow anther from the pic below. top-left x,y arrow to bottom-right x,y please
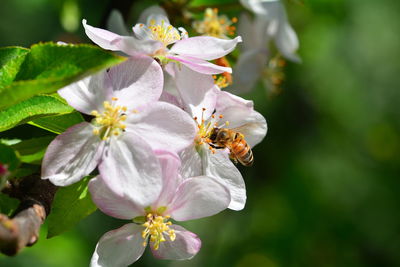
141,213 -> 175,250
90,101 -> 128,139
112,97 -> 118,101
132,109 -> 139,113
193,8 -> 237,38
225,121 -> 230,126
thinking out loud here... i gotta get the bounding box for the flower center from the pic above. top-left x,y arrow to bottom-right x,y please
142,213 -> 176,250
262,55 -> 286,94
194,108 -> 229,153
90,97 -> 128,140
193,8 -> 237,38
147,19 -> 182,47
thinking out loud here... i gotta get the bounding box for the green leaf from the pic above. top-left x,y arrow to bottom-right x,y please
0,193 -> 20,217
0,144 -> 20,171
0,95 -> 75,132
28,111 -> 84,134
47,176 -> 97,238
0,47 -> 30,87
0,42 -> 125,110
11,136 -> 54,164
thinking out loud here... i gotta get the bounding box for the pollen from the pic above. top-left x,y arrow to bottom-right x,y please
193,8 -> 237,39
90,99 -> 128,140
142,213 -> 176,250
194,108 -> 228,151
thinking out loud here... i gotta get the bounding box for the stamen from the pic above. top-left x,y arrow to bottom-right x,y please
90,100 -> 129,140
193,8 -> 237,38
141,213 -> 175,250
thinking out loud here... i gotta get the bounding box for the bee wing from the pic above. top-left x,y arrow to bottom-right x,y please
230,125 -> 248,136
230,123 -> 263,147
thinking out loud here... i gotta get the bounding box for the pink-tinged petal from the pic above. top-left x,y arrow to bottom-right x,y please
216,95 -> 267,147
167,55 -> 231,74
170,36 -> 242,61
229,49 -> 268,94
151,225 -> 201,260
126,102 -> 196,153
99,132 -> 162,208
41,122 -> 103,186
168,176 -> 230,221
107,55 -> 163,109
154,150 -> 183,207
179,145 -> 203,178
216,90 -> 254,112
89,175 -> 143,219
82,19 -> 122,51
90,223 -> 145,267
58,71 -> 112,114
204,150 -> 247,211
159,90 -> 183,108
138,5 -> 168,24
107,10 -> 130,36
111,36 -> 162,56
171,64 -> 219,119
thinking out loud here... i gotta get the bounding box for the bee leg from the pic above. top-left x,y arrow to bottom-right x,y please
229,154 -> 238,164
209,144 -> 225,149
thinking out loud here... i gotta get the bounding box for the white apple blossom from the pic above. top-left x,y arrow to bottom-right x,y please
240,0 -> 300,62
163,86 -> 267,210
41,56 -> 197,187
89,151 -> 230,266
83,6 -> 242,75
230,0 -> 300,93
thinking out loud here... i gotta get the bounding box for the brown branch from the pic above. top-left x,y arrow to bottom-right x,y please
0,175 -> 57,256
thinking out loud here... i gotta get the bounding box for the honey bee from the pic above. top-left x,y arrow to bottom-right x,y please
209,127 -> 253,166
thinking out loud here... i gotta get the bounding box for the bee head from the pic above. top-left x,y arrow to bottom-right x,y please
209,127 -> 219,142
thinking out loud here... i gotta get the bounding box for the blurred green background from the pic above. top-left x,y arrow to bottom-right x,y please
1,0 -> 400,266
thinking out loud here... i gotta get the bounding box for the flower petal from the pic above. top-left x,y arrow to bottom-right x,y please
111,36 -> 163,56
168,176 -> 230,221
126,102 -> 196,153
99,132 -> 162,208
204,150 -> 247,211
275,21 -> 301,62
107,55 -> 163,109
151,225 -> 201,260
153,150 -> 183,207
167,55 -> 231,74
82,19 -> 122,51
90,223 -> 145,267
138,5 -> 169,24
170,64 -> 219,119
107,10 -> 130,36
216,90 -> 254,112
89,175 -> 143,219
240,0 -> 280,15
41,122 -> 103,186
179,144 -> 203,178
170,36 -> 242,61
58,71 -> 112,114
216,92 -> 267,148
229,49 -> 268,94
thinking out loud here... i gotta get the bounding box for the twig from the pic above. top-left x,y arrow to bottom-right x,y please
0,175 -> 57,256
